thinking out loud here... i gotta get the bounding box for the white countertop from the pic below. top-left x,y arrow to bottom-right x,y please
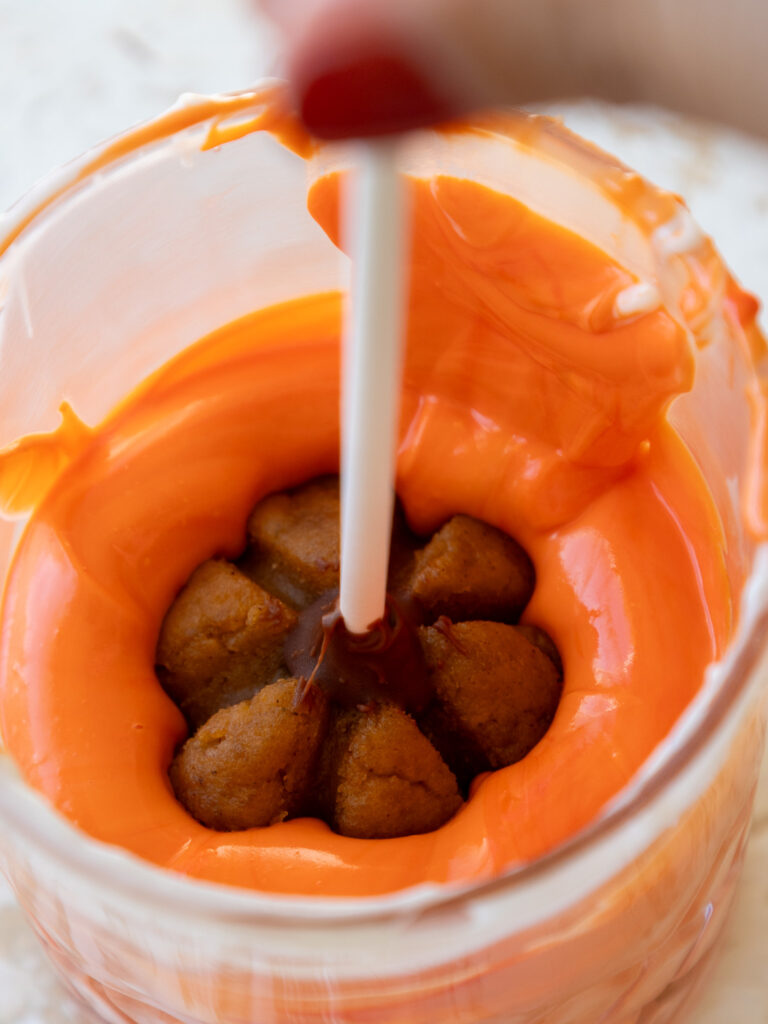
1,1 -> 767,1020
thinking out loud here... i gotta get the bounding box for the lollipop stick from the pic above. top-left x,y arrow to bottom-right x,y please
340,141 -> 408,635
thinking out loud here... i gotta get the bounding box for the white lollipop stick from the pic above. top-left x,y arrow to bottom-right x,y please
340,141 -> 408,635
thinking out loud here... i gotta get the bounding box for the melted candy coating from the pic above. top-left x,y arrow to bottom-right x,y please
0,155 -> 735,896
285,592 -> 431,712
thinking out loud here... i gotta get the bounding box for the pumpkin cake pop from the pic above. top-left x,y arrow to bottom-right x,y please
160,476 -> 563,838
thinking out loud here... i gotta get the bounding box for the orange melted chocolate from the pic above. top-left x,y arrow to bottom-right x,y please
0,140 -> 735,897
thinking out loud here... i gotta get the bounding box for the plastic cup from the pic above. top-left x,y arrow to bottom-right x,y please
0,89 -> 766,1024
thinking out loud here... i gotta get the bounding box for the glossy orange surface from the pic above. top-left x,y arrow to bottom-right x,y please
0,160 -> 735,897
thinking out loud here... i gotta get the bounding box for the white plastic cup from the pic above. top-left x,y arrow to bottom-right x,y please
0,90 -> 766,1024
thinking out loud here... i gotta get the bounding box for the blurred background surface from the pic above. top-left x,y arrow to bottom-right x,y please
0,1 -> 767,1021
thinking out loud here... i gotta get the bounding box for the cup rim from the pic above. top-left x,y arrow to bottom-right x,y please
1,85 -> 767,925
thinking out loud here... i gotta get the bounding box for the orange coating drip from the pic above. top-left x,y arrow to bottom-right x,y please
0,403 -> 92,517
0,84 -> 314,264
0,174 -> 734,897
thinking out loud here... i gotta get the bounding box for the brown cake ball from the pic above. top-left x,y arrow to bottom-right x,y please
327,704 -> 462,839
244,476 -> 341,609
170,678 -> 328,831
419,620 -> 562,771
516,623 -> 564,678
407,515 -> 535,624
244,479 -> 418,610
415,699 -> 489,794
156,560 -> 297,729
